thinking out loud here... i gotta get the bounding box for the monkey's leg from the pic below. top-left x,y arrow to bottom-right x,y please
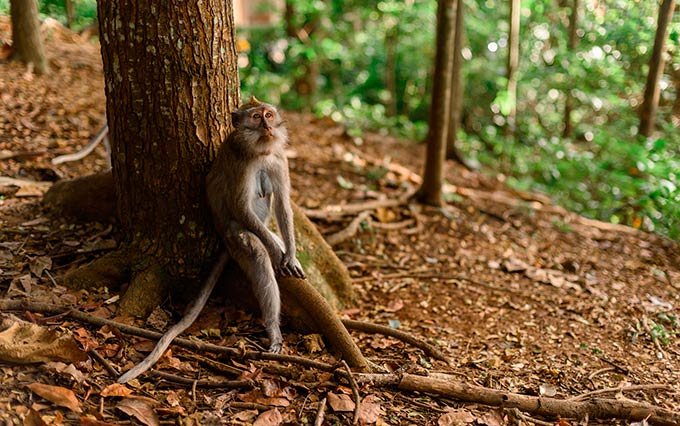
227,228 -> 283,353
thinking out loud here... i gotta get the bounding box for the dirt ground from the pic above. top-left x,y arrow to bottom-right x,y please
1,18 -> 679,426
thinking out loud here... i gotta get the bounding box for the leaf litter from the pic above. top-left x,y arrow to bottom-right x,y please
0,16 -> 679,426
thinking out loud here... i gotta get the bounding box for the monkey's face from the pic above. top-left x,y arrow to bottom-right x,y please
233,104 -> 288,153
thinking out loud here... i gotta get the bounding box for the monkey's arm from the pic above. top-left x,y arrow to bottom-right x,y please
271,159 -> 305,278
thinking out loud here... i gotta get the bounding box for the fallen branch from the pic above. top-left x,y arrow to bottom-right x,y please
342,319 -> 450,363
396,373 -> 680,426
314,397 -> 327,426
341,360 -> 361,424
569,384 -> 676,401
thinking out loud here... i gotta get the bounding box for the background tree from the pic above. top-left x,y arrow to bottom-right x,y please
9,0 -> 48,74
505,0 -> 521,135
639,0 -> 676,136
563,0 -> 580,137
445,0 -> 470,168
416,0 -> 458,206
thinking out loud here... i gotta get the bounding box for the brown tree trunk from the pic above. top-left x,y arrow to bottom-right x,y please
639,0 -> 676,137
416,0 -> 457,207
506,0 -> 521,136
9,0 -> 49,75
563,0 -> 580,138
94,0 -> 240,315
65,0 -> 75,29
385,29 -> 398,117
445,0 -> 470,168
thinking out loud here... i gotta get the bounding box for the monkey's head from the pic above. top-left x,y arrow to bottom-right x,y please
231,96 -> 288,155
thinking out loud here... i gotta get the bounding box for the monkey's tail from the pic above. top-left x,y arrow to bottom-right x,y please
117,252 -> 229,383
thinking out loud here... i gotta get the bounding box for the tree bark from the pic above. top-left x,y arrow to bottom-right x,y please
9,0 -> 49,75
505,0 -> 520,136
639,0 -> 676,137
94,0 -> 239,315
445,0 -> 470,168
416,0 -> 457,207
563,0 -> 580,138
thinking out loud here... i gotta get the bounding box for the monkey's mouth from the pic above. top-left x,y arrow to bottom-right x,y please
261,131 -> 275,141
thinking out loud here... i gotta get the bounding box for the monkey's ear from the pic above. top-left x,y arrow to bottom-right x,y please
231,111 -> 240,127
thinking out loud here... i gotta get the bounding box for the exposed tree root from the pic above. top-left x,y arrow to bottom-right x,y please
278,277 -> 368,370
325,211 -> 372,246
1,299 -> 678,425
342,319 -> 450,363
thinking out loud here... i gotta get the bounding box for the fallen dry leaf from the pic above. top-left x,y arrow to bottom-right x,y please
43,362 -> 86,383
116,397 -> 159,426
101,383 -> 133,397
0,315 -> 87,364
253,408 -> 282,426
301,333 -> 325,353
233,409 -> 258,422
26,383 -> 82,413
28,256 -> 52,277
327,392 -> 355,412
23,409 -> 48,426
357,394 -> 382,424
438,409 -> 475,426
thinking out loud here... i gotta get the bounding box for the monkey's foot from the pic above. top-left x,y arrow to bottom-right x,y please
268,342 -> 283,353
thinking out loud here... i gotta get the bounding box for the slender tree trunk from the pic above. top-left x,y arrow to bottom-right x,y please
445,0 -> 470,168
385,29 -> 398,117
639,0 -> 676,137
65,0 -> 75,29
9,0 -> 49,75
96,0 -> 239,314
416,0 -> 457,207
506,0 -> 521,135
563,0 -> 580,138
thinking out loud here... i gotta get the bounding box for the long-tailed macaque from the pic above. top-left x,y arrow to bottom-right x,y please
117,97 -> 304,383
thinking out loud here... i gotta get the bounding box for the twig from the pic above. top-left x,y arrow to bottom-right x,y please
148,371 -> 253,389
569,384 -> 676,401
342,319 -> 450,363
44,270 -> 59,287
596,356 -> 630,375
303,187 -> 416,220
587,367 -> 615,380
0,299 -> 337,372
370,218 -> 416,230
88,349 -> 119,377
325,211 -> 372,246
508,408 -> 555,426
341,360 -> 361,424
314,397 -> 327,426
231,401 -> 274,411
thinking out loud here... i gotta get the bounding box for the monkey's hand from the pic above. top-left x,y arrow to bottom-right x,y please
278,252 -> 306,279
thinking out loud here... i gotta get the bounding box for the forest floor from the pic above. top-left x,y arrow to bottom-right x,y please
1,18 -> 679,426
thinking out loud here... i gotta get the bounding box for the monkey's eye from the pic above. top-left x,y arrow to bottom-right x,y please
265,111 -> 273,119
252,113 -> 262,119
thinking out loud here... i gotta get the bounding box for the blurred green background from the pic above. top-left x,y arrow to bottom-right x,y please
3,0 -> 679,239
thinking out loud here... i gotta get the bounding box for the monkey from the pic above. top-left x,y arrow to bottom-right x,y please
52,123 -> 111,168
117,97 -> 304,383
205,96 -> 305,353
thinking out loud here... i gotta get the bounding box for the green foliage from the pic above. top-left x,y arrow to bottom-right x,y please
24,0 -> 678,238
239,0 -> 679,239
38,0 -> 97,31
